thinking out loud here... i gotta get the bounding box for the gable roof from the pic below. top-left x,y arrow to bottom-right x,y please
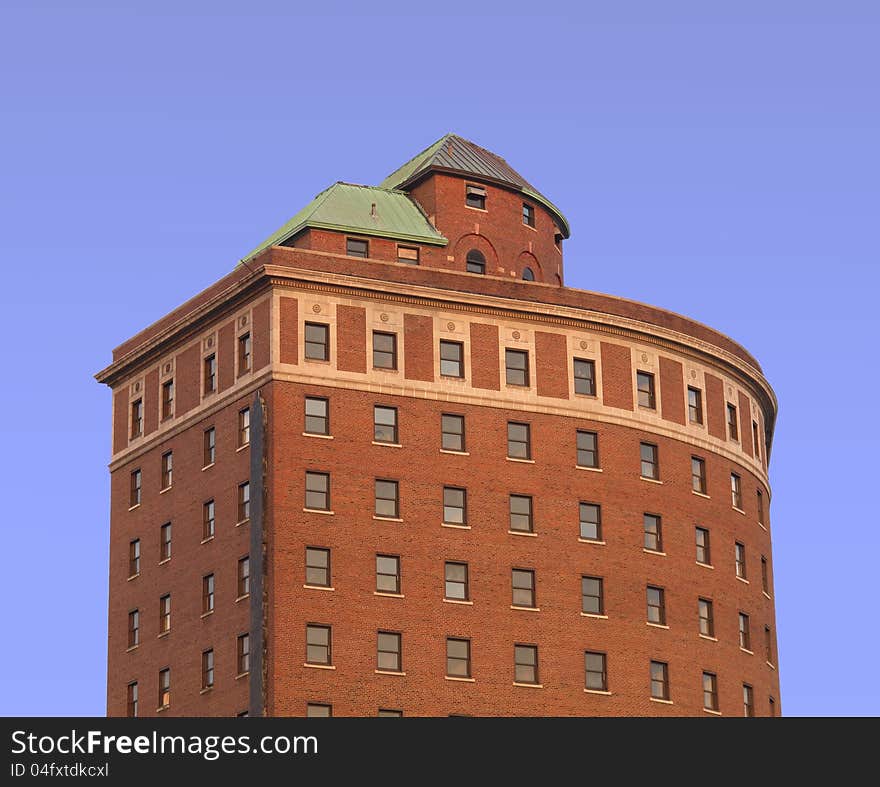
380,133 -> 571,238
241,182 -> 447,263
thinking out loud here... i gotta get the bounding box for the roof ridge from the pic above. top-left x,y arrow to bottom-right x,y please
335,181 -> 410,195
450,134 -> 510,165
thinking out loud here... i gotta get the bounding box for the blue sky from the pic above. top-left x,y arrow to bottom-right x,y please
1,0 -> 877,716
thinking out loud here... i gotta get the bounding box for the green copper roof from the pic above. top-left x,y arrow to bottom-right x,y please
241,182 -> 447,262
380,133 -> 571,238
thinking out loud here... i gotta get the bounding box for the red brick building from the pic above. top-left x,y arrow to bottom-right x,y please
97,134 -> 780,717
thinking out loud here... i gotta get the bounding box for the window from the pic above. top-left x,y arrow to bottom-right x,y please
204,354 -> 216,395
508,494 -> 533,533
378,709 -> 403,717
573,358 -> 596,395
128,539 -> 140,577
238,333 -> 251,375
304,322 -> 329,361
576,430 -> 599,468
579,503 -> 602,541
505,349 -> 529,387
731,473 -> 743,509
237,633 -> 250,674
158,668 -> 171,709
735,542 -> 747,579
646,586 -> 666,625
372,331 -> 397,370
307,703 -> 332,717
441,414 -> 465,452
507,421 -> 531,459
640,443 -> 659,480
685,458 -> 706,498
757,489 -> 765,525
376,554 -> 401,594
238,556 -> 250,598
203,427 -> 215,466
130,469 -> 141,507
375,479 -> 399,518
743,684 -> 755,717
753,421 -> 761,461
397,245 -> 419,265
769,697 -> 776,717
739,612 -> 751,651
651,661 -> 669,700
238,408 -> 250,447
522,202 -> 535,227
202,574 -> 215,615
698,598 -> 715,637
305,547 -> 331,588
203,500 -> 215,540
581,576 -> 604,615
304,396 -> 329,435
346,237 -> 368,258
514,644 -> 538,684
696,527 -> 711,565
161,379 -> 174,419
373,405 -> 398,444
511,568 -> 536,608
443,487 -> 467,526
238,482 -> 250,522
522,267 -> 535,281
465,184 -> 486,210
688,387 -> 703,424
727,403 -> 739,440
644,514 -> 663,552
637,371 -> 656,409
585,652 -> 608,692
761,556 -> 769,595
126,682 -> 138,717
465,249 -> 486,274
447,638 -> 471,678
445,562 -> 469,601
131,398 -> 143,438
128,609 -> 139,648
764,626 -> 773,664
377,631 -> 401,672
202,649 -> 214,690
161,451 -> 173,489
159,594 -> 171,634
440,340 -> 464,378
305,472 -> 329,511
160,523 -> 172,561
702,672 -> 719,712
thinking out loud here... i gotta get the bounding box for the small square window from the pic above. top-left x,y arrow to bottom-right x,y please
306,625 -> 331,666
346,238 -> 369,258
579,502 -> 602,541
305,547 -> 331,588
573,358 -> 596,396
509,494 -> 533,533
373,405 -> 398,444
444,561 -> 469,601
514,644 -> 538,684
511,568 -> 536,608
465,184 -> 486,210
447,637 -> 471,678
376,554 -> 401,594
507,422 -> 531,459
441,413 -> 465,452
307,703 -> 332,717
304,323 -> 329,361
505,349 -> 529,387
443,487 -> 467,525
576,430 -> 599,468
522,203 -> 535,227
465,249 -> 486,274
440,340 -> 464,378
377,631 -> 402,672
375,479 -> 399,518
397,245 -> 419,265
581,576 -> 604,615
304,397 -> 329,435
372,331 -> 397,370
305,472 -> 330,511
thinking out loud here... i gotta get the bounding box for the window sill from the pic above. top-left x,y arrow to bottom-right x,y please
506,457 -> 535,464
573,393 -> 598,400
303,432 -> 333,440
736,576 -> 750,585
763,591 -> 772,600
640,477 -> 663,485
235,671 -> 249,680
304,357 -> 332,365
374,592 -> 404,598
510,606 -> 540,612
303,663 -> 335,671
643,549 -> 666,557
697,561 -> 714,569
158,557 -> 171,565
156,706 -> 169,713
160,486 -> 172,495
374,670 -> 406,677
374,516 -> 403,523
201,536 -> 215,545
439,374 -> 466,381
372,441 -> 403,448
578,538 -> 606,545
236,444 -> 249,453
440,449 -> 469,456
766,661 -> 776,670
127,573 -> 140,582
464,205 -> 488,214
445,676 -> 475,683
128,504 -> 140,512
202,463 -> 215,472
740,648 -> 754,655
303,508 -> 334,515
692,491 -> 711,499
650,697 -> 674,705
441,522 -> 470,530
372,367 -> 400,375
125,645 -> 139,653
733,506 -> 747,516
703,708 -> 722,716
584,689 -> 612,696
303,584 -> 334,592
236,594 -> 250,603
513,682 -> 543,689
758,522 -> 768,532
200,610 -> 214,619
199,687 -> 214,695
700,634 -> 718,642
157,631 -> 171,639
646,622 -> 669,630
575,465 -> 603,473
508,530 -> 537,537
580,613 -> 608,619
443,598 -> 473,606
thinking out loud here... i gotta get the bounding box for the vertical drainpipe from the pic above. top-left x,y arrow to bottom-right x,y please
248,391 -> 267,716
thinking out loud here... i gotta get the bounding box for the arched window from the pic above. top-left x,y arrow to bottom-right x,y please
522,267 -> 535,281
465,250 -> 486,275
